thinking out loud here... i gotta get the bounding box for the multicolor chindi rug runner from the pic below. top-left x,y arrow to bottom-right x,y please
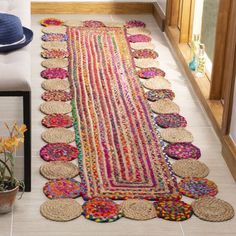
40,19 -> 234,223
67,26 -> 180,200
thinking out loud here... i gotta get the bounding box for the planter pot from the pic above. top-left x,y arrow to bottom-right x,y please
0,186 -> 19,214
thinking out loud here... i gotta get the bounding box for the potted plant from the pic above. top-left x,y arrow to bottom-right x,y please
0,123 -> 27,213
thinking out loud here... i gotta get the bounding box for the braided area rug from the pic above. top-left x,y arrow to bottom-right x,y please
67,26 -> 179,200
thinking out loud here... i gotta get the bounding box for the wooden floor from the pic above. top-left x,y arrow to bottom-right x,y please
0,14 -> 236,236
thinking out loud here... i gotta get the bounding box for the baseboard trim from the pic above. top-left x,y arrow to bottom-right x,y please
153,2 -> 165,32
31,2 -> 153,14
222,135 -> 236,181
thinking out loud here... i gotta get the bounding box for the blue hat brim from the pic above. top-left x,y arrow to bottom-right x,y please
0,27 -> 33,53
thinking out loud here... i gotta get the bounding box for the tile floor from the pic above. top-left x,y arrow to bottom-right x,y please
1,14 -> 236,236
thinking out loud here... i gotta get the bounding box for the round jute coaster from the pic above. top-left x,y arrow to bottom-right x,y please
40,101 -> 72,115
130,42 -> 154,50
178,177 -> 218,199
155,200 -> 193,221
149,99 -> 180,114
43,178 -> 81,199
64,20 -> 83,27
83,197 -> 123,223
154,113 -> 187,128
42,26 -> 67,34
41,79 -> 70,91
42,114 -> 73,128
142,77 -> 171,90
121,199 -> 157,220
160,128 -> 194,143
40,199 -> 82,222
192,197 -> 234,222
41,90 -> 72,102
134,58 -> 159,69
172,159 -> 209,178
127,27 -> 151,36
41,59 -> 69,68
41,127 -> 75,144
104,22 -> 124,27
163,143 -> 201,160
40,161 -> 79,180
40,143 -> 78,162
41,41 -> 67,50
146,89 -> 175,102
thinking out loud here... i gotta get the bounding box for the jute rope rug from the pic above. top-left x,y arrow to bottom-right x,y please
67,26 -> 180,200
38,18 -> 234,223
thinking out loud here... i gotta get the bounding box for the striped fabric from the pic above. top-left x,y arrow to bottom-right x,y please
67,26 -> 180,200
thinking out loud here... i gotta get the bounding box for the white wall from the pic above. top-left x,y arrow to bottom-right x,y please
230,77 -> 236,145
